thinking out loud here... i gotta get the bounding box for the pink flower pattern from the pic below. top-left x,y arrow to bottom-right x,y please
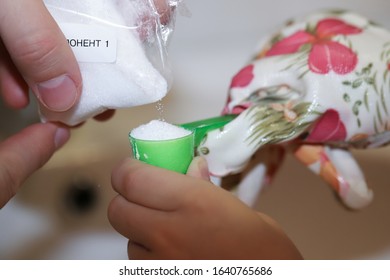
305,109 -> 347,142
222,15 -> 390,148
223,64 -> 255,114
230,64 -> 255,88
266,18 -> 362,75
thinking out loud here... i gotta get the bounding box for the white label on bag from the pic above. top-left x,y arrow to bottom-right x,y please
59,23 -> 118,63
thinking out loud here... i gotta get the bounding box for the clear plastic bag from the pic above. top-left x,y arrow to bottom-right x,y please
41,0 -> 180,125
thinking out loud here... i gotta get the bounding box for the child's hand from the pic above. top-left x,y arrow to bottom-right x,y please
108,157 -> 302,259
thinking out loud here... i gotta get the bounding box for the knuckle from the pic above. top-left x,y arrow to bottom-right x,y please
13,31 -> 61,73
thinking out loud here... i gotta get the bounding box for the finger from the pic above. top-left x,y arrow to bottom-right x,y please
108,195 -> 160,248
93,110 -> 116,122
153,0 -> 171,25
0,41 -> 29,109
186,156 -> 211,181
127,240 -> 152,260
0,122 -> 70,208
153,0 -> 169,13
0,0 -> 82,112
111,158 -> 196,211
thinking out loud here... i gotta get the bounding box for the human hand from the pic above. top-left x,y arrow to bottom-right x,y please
0,0 -> 176,209
0,122 -> 70,208
0,1 -> 95,208
0,0 -> 83,114
108,157 -> 302,259
0,1 -> 75,208
0,0 -> 173,120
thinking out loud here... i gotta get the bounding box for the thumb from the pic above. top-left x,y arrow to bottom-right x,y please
0,123 -> 70,208
186,156 -> 210,181
0,0 -> 82,112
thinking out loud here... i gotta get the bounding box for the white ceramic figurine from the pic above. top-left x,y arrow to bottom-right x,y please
198,11 -> 390,209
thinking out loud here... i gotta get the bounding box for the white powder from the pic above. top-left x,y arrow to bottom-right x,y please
39,0 -> 172,126
131,120 -> 192,141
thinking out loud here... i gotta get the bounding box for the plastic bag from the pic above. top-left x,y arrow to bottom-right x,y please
40,0 -> 180,125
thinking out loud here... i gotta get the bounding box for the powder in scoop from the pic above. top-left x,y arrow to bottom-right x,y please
131,120 -> 192,141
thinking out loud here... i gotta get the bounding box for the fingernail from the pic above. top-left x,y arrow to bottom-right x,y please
54,126 -> 70,149
37,75 -> 78,112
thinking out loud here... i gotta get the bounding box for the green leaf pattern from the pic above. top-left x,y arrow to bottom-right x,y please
342,43 -> 390,132
246,102 -> 317,148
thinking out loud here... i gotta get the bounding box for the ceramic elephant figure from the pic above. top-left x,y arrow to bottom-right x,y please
198,11 -> 390,209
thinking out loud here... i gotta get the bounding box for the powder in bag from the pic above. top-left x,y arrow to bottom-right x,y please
39,0 -> 176,125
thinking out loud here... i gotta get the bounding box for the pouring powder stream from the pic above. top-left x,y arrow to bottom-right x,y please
155,100 -> 165,122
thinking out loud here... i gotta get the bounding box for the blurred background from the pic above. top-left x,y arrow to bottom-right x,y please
1,0 -> 390,259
